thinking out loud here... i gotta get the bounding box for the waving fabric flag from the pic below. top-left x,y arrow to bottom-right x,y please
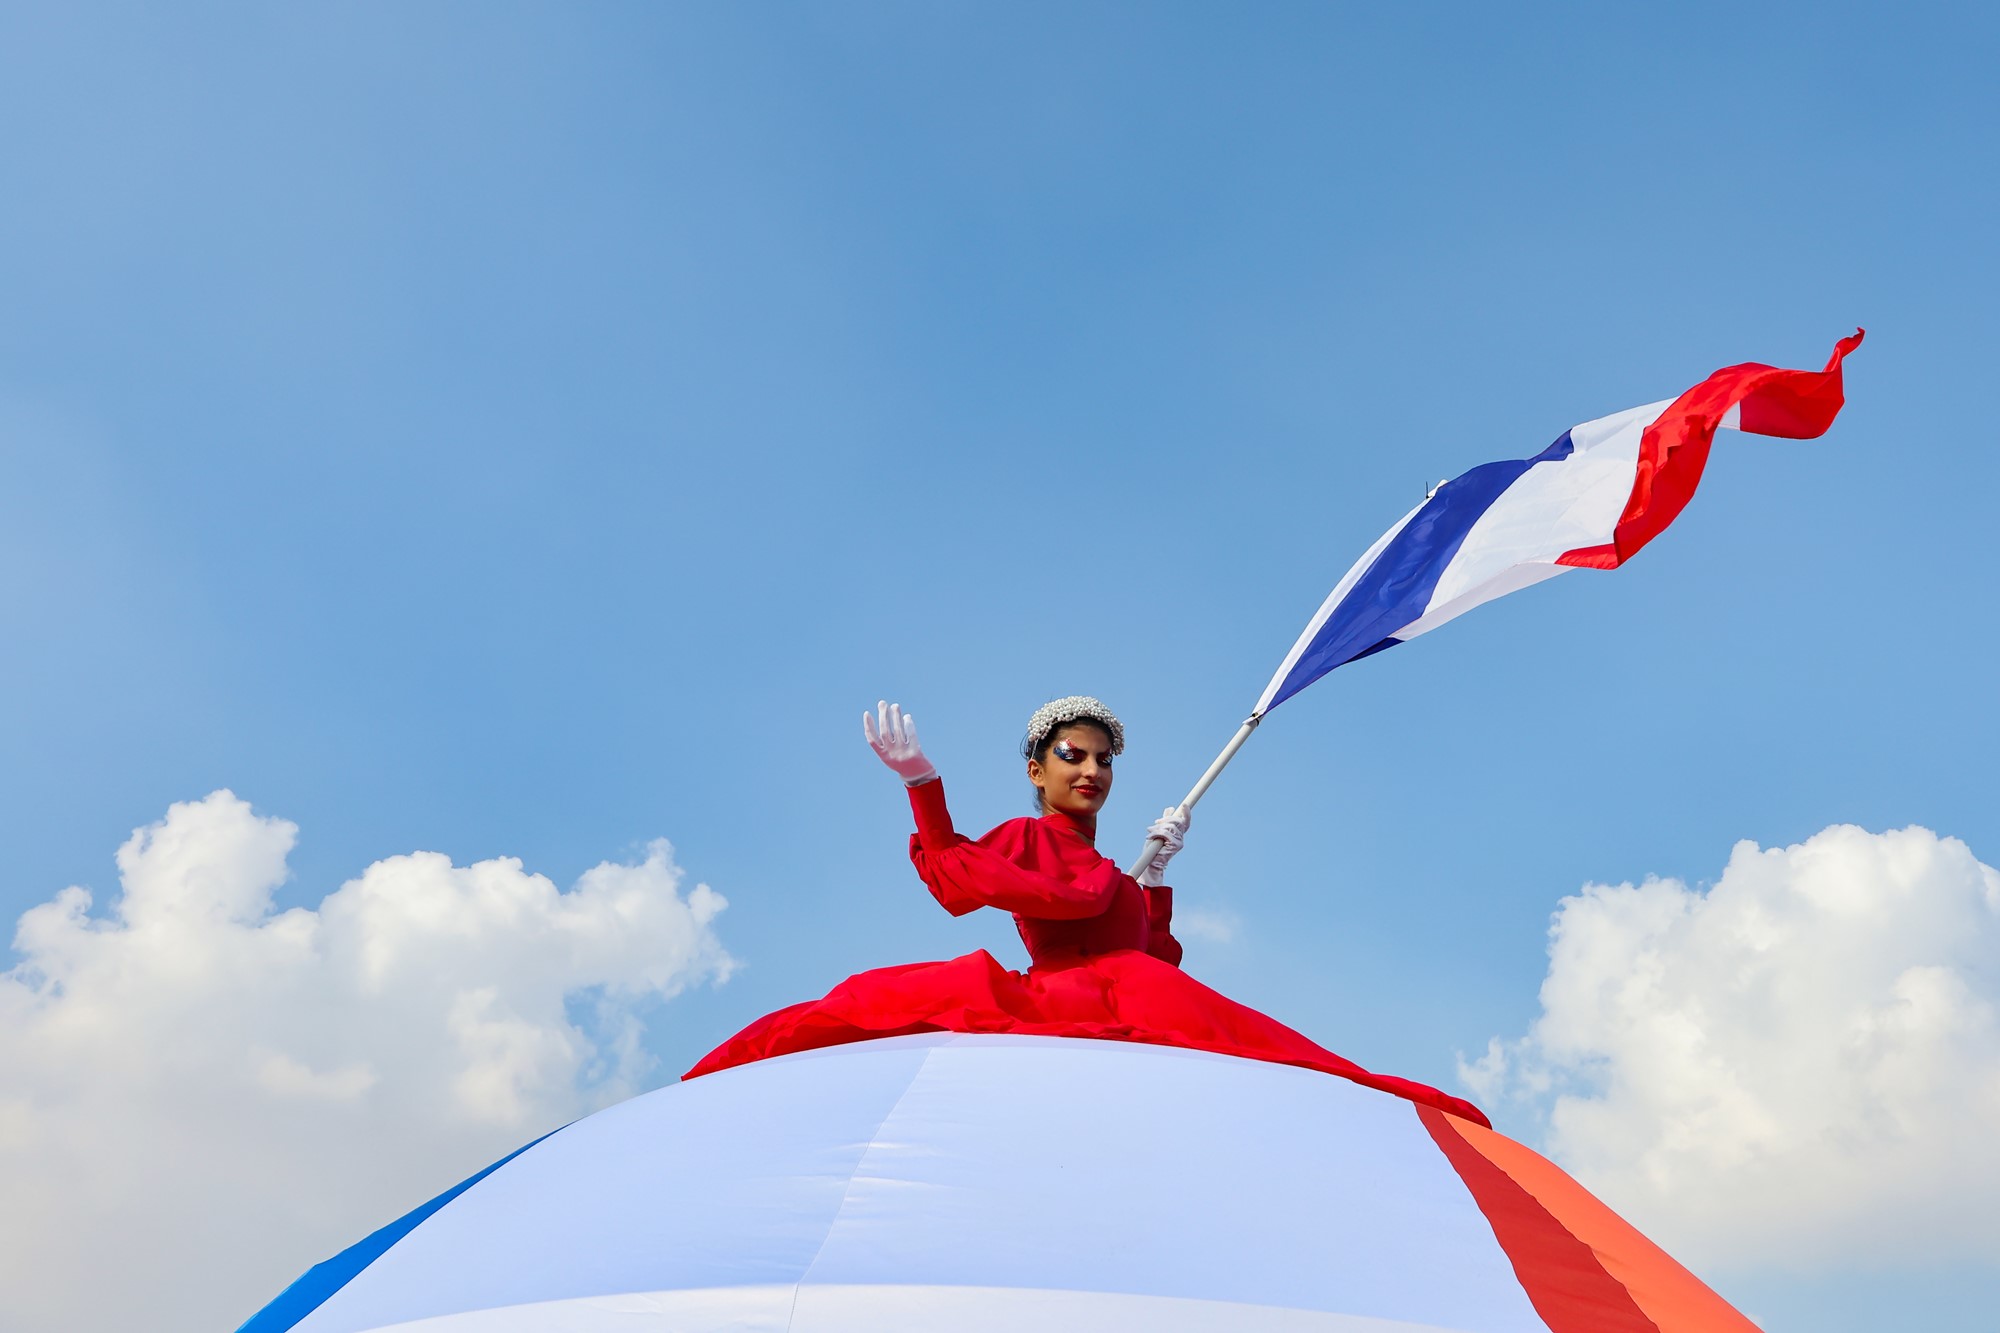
1255,331 -> 1864,715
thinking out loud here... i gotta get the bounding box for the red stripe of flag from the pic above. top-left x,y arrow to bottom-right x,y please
1557,330 -> 1863,571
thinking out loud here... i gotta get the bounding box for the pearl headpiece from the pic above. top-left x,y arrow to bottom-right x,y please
1024,696 -> 1125,755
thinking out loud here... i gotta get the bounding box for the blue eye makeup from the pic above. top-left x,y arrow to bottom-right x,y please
1052,741 -> 1112,767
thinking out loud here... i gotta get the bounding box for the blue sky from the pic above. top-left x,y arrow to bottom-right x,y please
3,5 -> 1996,1330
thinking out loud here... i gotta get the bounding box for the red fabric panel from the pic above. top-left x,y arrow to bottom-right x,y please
906,779 -> 1124,921
1558,330 -> 1862,571
907,774 -> 961,850
907,779 -> 1177,959
1738,328 -> 1865,438
685,948 -> 1489,1126
1419,1105 -> 1661,1333
1143,885 -> 1184,967
695,780 -> 1483,1121
1441,1114 -> 1761,1333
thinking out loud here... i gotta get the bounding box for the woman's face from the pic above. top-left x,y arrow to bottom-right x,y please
1029,722 -> 1115,818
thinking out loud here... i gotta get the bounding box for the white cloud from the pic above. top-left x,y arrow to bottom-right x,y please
0,791 -> 735,1333
1465,824 -> 2000,1272
1174,903 -> 1243,945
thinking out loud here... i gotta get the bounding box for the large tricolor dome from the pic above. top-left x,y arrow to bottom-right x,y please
241,1033 -> 1754,1332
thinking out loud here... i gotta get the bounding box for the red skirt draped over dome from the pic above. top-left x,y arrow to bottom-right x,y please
686,779 -> 1486,1127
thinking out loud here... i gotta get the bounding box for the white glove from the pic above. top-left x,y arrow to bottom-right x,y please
863,700 -> 937,786
1138,805 -> 1190,887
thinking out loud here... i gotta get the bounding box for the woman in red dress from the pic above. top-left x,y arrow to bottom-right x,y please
686,696 -> 1486,1126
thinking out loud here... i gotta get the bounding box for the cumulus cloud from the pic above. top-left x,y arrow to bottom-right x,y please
1464,824 -> 2000,1272
0,791 -> 735,1333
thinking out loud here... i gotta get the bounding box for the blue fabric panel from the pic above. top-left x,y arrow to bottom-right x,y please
1262,431 -> 1575,712
1343,635 -> 1403,667
1528,430 -> 1577,466
232,1127 -> 564,1333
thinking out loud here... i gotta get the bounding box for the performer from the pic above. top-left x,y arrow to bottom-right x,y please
686,696 -> 1486,1126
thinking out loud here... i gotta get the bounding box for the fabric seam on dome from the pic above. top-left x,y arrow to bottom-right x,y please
784,1046 -> 939,1332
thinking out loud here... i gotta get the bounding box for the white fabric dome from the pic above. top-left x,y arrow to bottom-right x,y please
244,1033 -> 1750,1332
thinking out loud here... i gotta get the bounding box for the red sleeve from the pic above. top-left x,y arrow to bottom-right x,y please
906,779 -> 1118,920
1143,884 -> 1184,968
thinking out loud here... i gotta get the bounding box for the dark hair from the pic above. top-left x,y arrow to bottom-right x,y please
1022,719 -> 1115,814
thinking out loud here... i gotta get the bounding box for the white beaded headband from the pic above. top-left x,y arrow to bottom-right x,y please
1024,696 -> 1125,755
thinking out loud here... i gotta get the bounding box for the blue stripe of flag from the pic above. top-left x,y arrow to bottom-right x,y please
1262,431 -> 1575,712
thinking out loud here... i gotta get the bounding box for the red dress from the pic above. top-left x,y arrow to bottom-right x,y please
686,779 -> 1487,1126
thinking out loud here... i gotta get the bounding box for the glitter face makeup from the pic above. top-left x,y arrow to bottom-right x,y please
1051,740 -> 1114,768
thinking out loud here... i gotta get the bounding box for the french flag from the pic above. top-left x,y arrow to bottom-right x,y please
1256,331 -> 1864,715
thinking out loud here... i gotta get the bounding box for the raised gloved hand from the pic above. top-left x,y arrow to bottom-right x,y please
863,700 -> 937,786
1138,805 -> 1190,887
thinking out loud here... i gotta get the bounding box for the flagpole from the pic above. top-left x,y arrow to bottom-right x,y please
1123,711 -> 1264,878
